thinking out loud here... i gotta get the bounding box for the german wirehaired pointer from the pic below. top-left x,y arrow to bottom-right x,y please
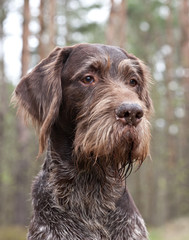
13,44 -> 152,240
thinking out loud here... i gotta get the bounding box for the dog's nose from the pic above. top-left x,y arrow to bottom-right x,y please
115,103 -> 143,126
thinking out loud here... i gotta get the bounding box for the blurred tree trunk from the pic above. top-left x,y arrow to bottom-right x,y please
0,2 -> 6,148
38,0 -> 56,58
48,0 -> 56,51
180,0 -> 189,153
13,0 -> 31,225
164,1 -> 177,220
21,0 -> 30,76
38,0 -> 46,60
179,0 -> 189,215
0,0 -> 8,224
0,0 -> 7,150
64,0 -> 71,45
106,0 -> 127,47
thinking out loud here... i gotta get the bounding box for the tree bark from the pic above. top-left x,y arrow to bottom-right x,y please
21,0 -> 30,76
38,0 -> 46,60
48,0 -> 56,51
164,0 -> 177,220
106,0 -> 127,48
179,0 -> 189,216
180,0 -> 189,122
0,0 -> 8,224
14,0 -> 31,224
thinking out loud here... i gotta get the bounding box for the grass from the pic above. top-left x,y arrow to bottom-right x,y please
0,217 -> 189,240
149,228 -> 163,240
149,217 -> 189,240
0,226 -> 27,240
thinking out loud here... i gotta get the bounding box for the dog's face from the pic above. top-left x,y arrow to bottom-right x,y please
13,44 -> 152,177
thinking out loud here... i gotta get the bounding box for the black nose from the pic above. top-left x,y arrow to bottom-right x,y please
115,103 -> 143,126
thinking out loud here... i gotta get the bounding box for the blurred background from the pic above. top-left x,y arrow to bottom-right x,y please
0,0 -> 189,239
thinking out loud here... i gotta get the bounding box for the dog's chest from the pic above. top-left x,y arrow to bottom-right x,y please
31,170 -> 148,240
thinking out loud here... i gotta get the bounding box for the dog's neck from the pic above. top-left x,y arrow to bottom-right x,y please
48,121 -> 74,160
42,117 -> 148,239
46,123 -> 119,182
44,124 -> 123,206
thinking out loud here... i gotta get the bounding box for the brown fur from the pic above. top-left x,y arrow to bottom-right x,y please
12,43 -> 152,240
12,47 -> 73,153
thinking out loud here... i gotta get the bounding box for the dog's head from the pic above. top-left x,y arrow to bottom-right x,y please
12,44 -> 153,177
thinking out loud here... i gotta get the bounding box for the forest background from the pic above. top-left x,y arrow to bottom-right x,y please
0,0 -> 189,239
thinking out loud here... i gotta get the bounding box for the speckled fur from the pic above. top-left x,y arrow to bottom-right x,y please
12,44 -> 152,240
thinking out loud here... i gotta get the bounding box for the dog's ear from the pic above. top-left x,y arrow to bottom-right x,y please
12,46 -> 73,153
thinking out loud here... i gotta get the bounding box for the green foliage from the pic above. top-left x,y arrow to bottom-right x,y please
149,228 -> 163,240
0,226 -> 27,240
149,217 -> 189,240
56,0 -> 105,45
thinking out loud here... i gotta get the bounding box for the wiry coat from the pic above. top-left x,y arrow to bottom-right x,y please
12,44 -> 153,240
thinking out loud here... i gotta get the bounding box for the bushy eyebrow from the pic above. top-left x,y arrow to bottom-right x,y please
118,59 -> 142,79
70,55 -> 111,80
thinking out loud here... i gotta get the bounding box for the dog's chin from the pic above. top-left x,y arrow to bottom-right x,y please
116,124 -> 139,152
122,125 -> 138,143
74,119 -> 149,177
110,124 -> 148,168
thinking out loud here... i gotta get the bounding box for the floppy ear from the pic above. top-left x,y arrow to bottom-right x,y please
12,46 -> 73,153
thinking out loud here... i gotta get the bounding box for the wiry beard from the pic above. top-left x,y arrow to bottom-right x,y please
73,111 -> 150,179
73,82 -> 151,179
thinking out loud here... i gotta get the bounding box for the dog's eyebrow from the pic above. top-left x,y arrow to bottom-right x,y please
118,59 -> 141,78
70,55 -> 111,80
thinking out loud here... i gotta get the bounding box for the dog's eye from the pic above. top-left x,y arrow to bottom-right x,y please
82,76 -> 95,85
129,79 -> 138,87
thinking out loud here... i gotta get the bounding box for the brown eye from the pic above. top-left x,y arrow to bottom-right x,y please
129,79 -> 138,87
81,76 -> 95,85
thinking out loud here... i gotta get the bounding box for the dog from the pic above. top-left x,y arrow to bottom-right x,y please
13,43 -> 152,239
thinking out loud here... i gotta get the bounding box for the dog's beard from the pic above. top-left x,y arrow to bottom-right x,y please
73,111 -> 150,178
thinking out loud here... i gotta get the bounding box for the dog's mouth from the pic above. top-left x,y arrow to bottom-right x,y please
124,126 -> 136,139
73,109 -> 150,178
111,123 -> 147,176
121,124 -> 139,146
